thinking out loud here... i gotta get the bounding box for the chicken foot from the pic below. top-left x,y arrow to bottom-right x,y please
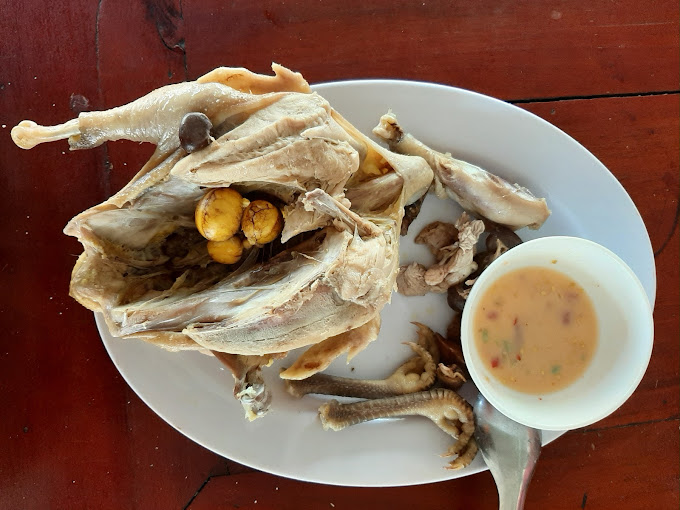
319,388 -> 477,469
285,339 -> 437,398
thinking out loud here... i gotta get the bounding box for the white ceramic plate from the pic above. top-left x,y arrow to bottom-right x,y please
98,80 -> 656,487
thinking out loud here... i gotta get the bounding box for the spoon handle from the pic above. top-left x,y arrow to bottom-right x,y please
498,464 -> 536,510
497,436 -> 540,510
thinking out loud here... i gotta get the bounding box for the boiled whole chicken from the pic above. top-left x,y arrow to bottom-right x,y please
11,64 -> 433,418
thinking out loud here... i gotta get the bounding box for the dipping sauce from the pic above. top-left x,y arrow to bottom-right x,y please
473,266 -> 598,394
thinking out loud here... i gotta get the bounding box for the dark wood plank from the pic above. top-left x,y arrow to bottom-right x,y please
188,420 -> 679,509
0,1 -> 109,506
182,0 -> 680,99
97,0 -> 188,195
0,2 -> 220,509
531,418 -> 679,509
521,94 -> 680,255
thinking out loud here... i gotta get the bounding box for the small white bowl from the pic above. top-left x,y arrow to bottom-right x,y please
461,236 -> 654,431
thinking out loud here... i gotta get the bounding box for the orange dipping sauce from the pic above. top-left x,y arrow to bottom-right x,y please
473,266 -> 598,394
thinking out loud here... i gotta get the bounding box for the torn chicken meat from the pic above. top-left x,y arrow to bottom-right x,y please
373,112 -> 551,230
279,316 -> 381,380
397,213 -> 485,296
446,220 -> 524,310
414,220 -> 459,256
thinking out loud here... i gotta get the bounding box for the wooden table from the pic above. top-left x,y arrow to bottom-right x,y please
1,1 -> 678,508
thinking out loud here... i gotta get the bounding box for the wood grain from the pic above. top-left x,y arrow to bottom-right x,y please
188,420 -> 679,510
0,2 -> 219,509
0,0 -> 677,509
182,0 -> 680,99
522,94 -> 680,255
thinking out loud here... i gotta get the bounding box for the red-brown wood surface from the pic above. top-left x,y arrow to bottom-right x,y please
1,1 -> 677,509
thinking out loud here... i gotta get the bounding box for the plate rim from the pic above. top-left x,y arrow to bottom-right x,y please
313,78 -> 656,307
97,78 -> 657,487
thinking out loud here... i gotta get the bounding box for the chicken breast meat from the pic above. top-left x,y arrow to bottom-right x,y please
12,64 -> 433,417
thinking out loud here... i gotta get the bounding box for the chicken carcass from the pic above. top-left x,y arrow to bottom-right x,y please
12,64 -> 433,418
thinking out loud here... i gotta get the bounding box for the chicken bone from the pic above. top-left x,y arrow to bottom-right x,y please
436,363 -> 467,391
212,351 -> 287,420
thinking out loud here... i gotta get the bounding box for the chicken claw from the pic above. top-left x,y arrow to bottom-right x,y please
319,388 -> 476,469
284,339 -> 437,398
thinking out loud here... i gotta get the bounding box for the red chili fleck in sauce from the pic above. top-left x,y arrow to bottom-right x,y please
491,357 -> 499,368
487,310 -> 498,320
516,353 -> 522,361
513,316 -> 518,325
562,311 -> 571,325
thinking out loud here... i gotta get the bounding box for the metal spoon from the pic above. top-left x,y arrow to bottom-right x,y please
474,393 -> 542,510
